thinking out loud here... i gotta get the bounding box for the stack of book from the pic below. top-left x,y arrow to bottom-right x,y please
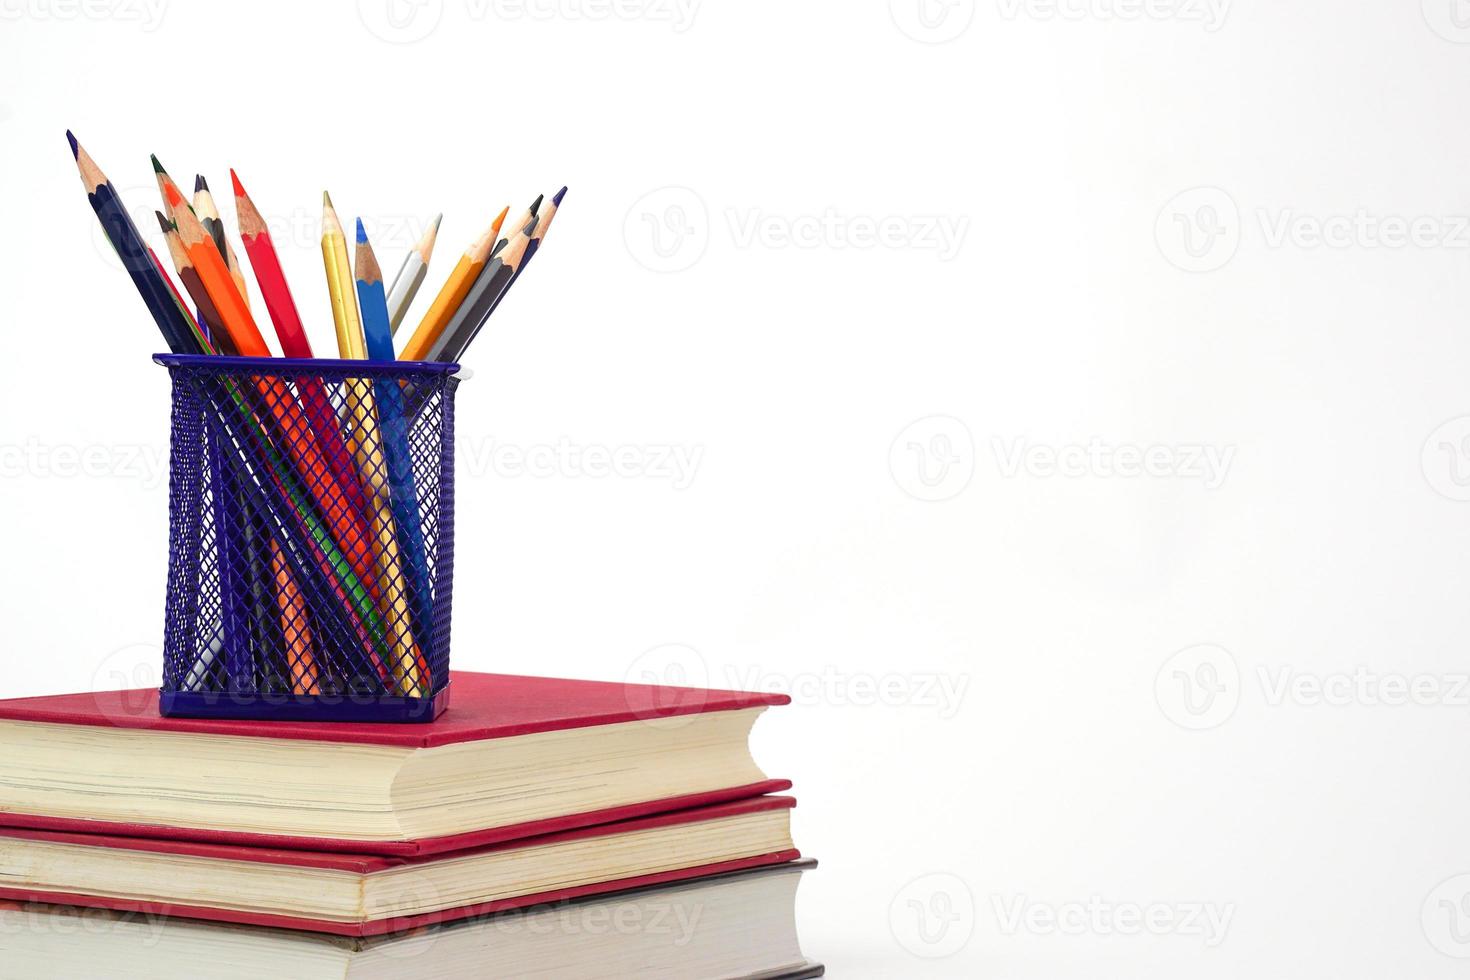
0,672 -> 821,978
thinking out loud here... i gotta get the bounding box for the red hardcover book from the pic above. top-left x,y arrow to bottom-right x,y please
0,796 -> 800,938
0,671 -> 790,855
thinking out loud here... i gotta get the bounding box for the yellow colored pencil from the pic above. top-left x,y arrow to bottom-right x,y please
321,192 -> 428,697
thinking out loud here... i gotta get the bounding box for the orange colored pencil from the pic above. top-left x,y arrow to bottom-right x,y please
272,540 -> 319,695
398,211 -> 505,362
163,181 -> 270,357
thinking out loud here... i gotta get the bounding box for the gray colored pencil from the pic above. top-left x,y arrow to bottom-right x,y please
491,194 -> 541,259
387,213 -> 441,335
425,230 -> 532,363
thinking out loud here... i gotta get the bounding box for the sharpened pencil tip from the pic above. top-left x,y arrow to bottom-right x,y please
322,190 -> 334,209
530,193 -> 544,214
355,217 -> 368,243
553,186 -> 567,206
229,168 -> 245,198
415,214 -> 443,263
489,206 -> 510,239
150,154 -> 167,175
155,211 -> 171,234
65,130 -> 79,158
194,174 -> 208,193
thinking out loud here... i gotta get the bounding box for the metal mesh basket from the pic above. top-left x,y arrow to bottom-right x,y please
155,354 -> 460,722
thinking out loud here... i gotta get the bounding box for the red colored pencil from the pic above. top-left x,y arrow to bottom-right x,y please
231,170 -> 311,358
231,169 -> 372,528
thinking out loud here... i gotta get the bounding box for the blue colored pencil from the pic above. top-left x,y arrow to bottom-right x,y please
353,219 -> 434,655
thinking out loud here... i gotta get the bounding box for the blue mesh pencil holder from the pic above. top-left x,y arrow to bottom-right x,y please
155,354 -> 461,723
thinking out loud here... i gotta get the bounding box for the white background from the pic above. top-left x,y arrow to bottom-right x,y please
4,1 -> 1470,976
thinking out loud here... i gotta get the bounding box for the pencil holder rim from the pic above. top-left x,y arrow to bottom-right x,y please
153,353 -> 463,376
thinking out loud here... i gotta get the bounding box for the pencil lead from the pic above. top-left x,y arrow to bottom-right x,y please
194,174 -> 209,194
322,190 -> 334,209
530,193 -> 544,214
229,168 -> 245,199
150,154 -> 167,175
553,186 -> 567,206
65,130 -> 79,159
355,217 -> 368,244
155,211 -> 171,234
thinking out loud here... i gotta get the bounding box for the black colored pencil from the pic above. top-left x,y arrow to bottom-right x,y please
67,132 -> 202,355
491,193 -> 542,259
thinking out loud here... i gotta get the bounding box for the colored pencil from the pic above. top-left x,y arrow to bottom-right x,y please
151,154 -> 185,224
67,134 -> 199,355
156,211 -> 234,352
192,175 -> 251,310
354,220 -> 435,652
523,186 -> 566,267
397,215 -> 503,362
386,214 -> 441,336
148,245 -> 203,340
428,226 -> 532,364
233,170 -> 371,522
230,171 -> 310,356
272,539 -> 319,695
323,193 -> 428,696
354,218 -> 404,361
